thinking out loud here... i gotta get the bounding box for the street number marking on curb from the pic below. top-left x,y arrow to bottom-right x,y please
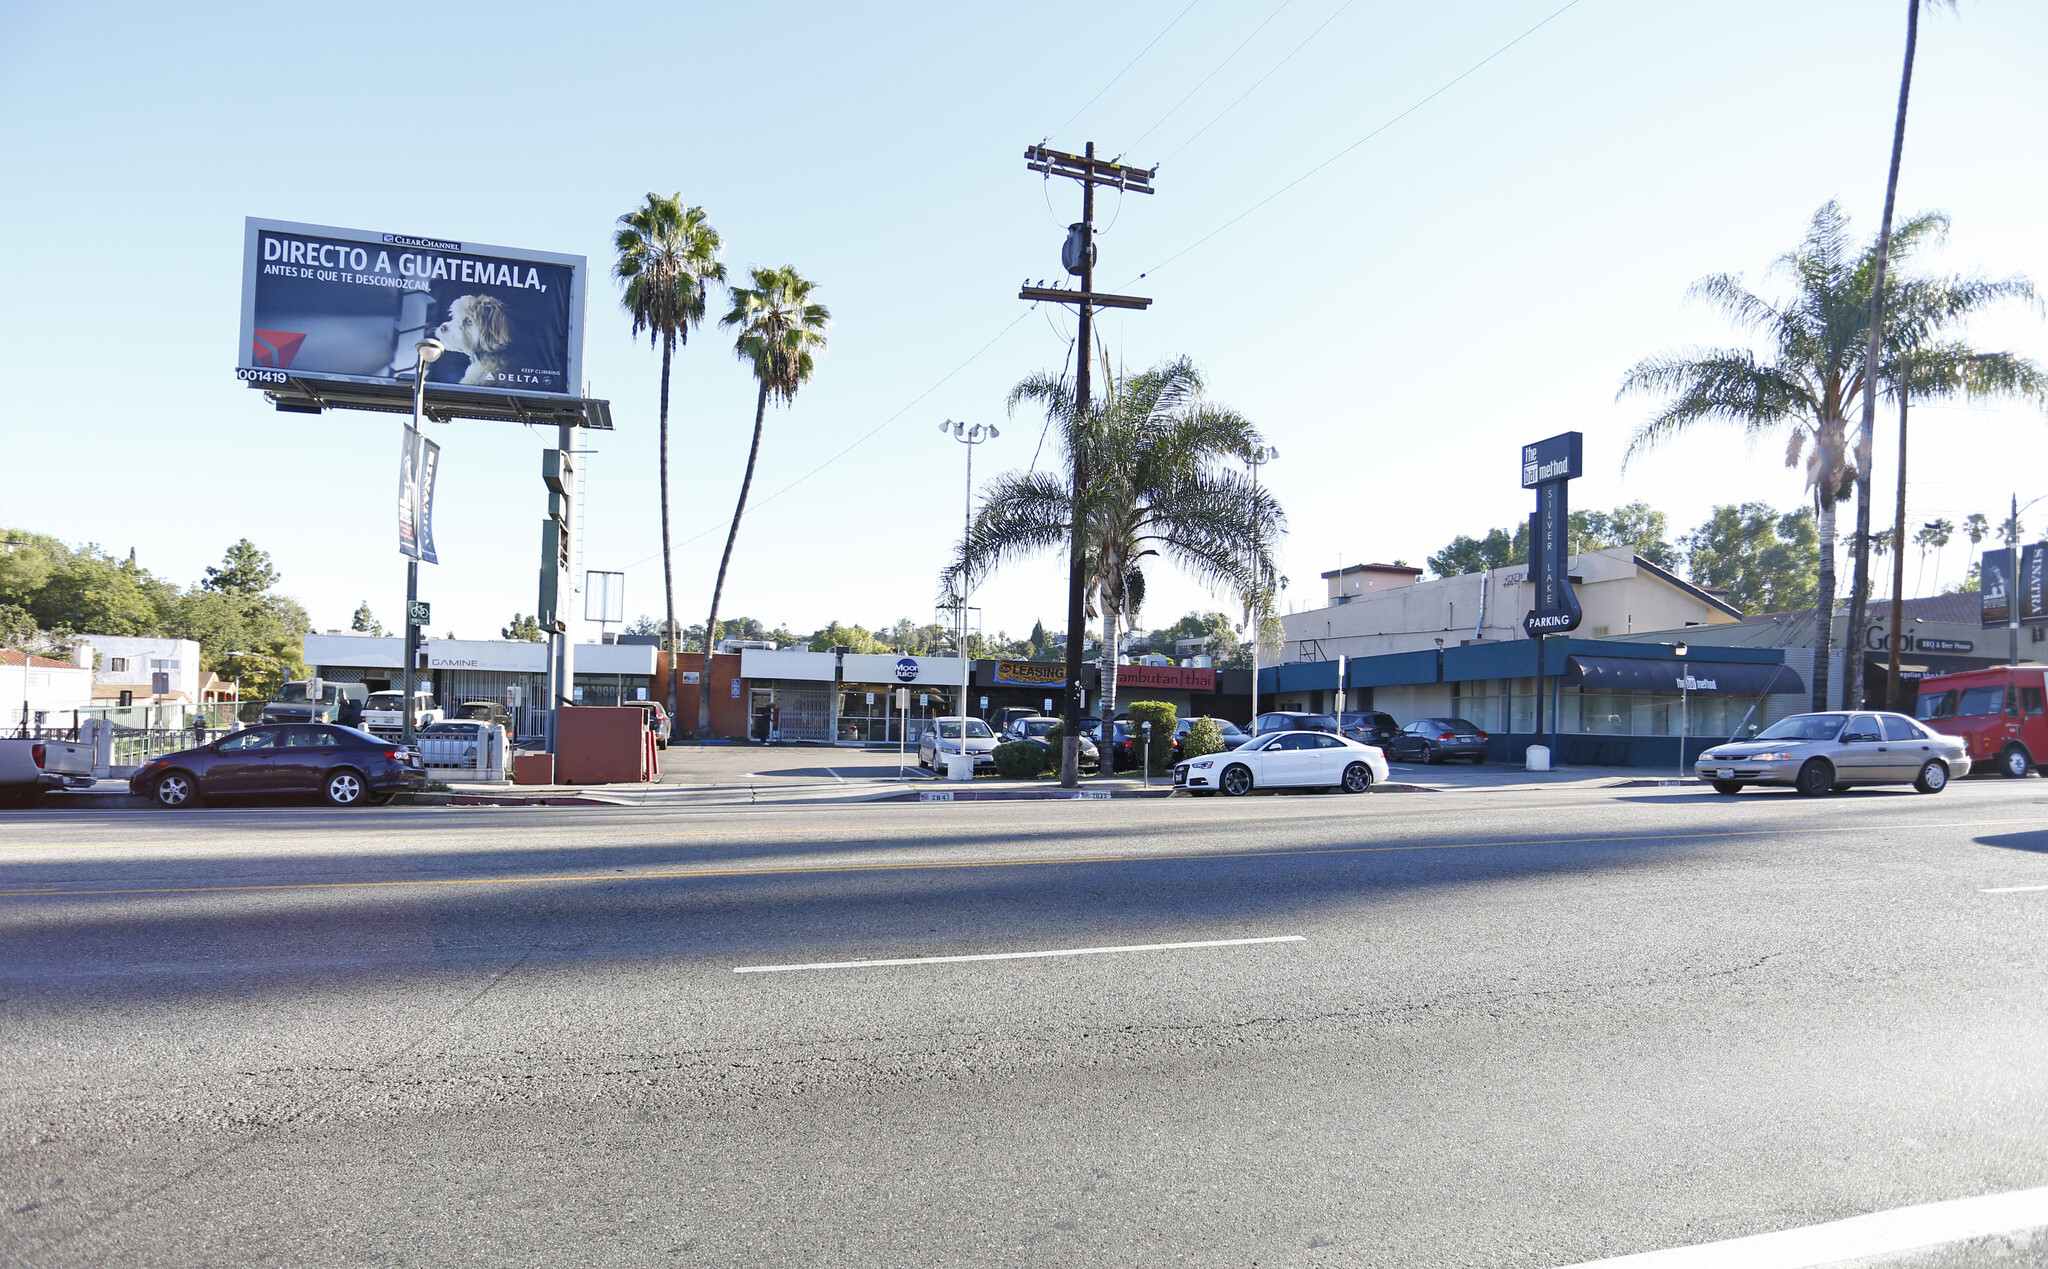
734,935 -> 1305,974
1553,1183 -> 2048,1268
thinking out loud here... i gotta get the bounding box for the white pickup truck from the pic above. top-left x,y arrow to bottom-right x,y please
361,690 -> 442,739
0,738 -> 95,807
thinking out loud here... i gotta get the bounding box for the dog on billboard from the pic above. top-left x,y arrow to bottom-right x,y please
433,294 -> 514,385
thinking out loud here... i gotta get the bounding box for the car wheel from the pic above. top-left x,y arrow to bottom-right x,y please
1915,760 -> 1949,794
323,768 -> 366,807
1711,780 -> 1744,795
1341,762 -> 1373,793
1998,745 -> 2031,778
1220,764 -> 1254,797
657,740 -> 668,750
153,771 -> 196,808
1423,745 -> 1441,766
1795,759 -> 1834,797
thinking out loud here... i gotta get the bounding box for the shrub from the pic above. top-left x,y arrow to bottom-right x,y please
992,739 -> 1050,778
1124,700 -> 1179,774
1182,717 -> 1226,761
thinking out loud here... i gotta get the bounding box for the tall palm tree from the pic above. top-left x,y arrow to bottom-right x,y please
1620,202 -> 2025,710
1847,0 -> 1959,711
614,195 -> 724,724
947,354 -> 1283,737
696,265 -> 829,739
1964,513 -> 1990,583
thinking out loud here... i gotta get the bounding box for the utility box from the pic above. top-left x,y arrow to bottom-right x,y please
1525,744 -> 1551,772
556,706 -> 654,784
512,753 -> 555,785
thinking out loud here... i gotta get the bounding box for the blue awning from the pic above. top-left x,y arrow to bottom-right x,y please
1563,656 -> 1804,696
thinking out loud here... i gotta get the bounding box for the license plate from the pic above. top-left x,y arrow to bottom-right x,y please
1718,768 -> 1734,779
1173,769 -> 1187,785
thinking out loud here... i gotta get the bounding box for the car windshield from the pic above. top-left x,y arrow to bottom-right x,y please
366,693 -> 402,709
1752,713 -> 1847,742
935,720 -> 993,739
273,684 -> 338,704
1956,686 -> 2006,718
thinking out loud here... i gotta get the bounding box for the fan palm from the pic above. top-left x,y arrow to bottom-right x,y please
695,265 -> 829,738
1620,201 -> 2022,710
614,195 -> 724,721
946,353 -> 1283,738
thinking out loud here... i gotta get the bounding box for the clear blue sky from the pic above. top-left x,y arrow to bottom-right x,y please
3,1 -> 2043,645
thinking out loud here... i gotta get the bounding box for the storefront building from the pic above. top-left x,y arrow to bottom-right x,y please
1263,637 -> 1805,767
303,633 -> 658,729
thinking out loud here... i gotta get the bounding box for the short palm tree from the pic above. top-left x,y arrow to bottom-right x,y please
1620,201 -> 2029,711
947,353 -> 1283,735
614,195 -> 724,722
695,265 -> 829,738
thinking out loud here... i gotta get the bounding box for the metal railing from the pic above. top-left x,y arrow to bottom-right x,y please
109,728 -> 233,768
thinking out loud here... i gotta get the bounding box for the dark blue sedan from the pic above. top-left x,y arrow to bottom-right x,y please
130,724 -> 427,808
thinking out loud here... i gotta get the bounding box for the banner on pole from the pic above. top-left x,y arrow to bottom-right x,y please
1981,548 -> 2014,628
398,429 -> 441,564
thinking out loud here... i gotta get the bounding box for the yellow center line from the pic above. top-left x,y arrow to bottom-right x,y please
3,815 -> 2044,899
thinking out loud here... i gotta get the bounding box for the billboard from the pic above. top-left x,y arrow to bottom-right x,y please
238,218 -> 586,399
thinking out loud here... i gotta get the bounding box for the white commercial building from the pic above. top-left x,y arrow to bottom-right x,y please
302,632 -> 659,724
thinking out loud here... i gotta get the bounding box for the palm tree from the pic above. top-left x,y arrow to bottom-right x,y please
1624,203 -> 1891,710
947,353 -> 1283,740
1965,513 -> 1990,582
614,195 -> 724,724
1847,0 -> 1958,712
695,265 -> 829,739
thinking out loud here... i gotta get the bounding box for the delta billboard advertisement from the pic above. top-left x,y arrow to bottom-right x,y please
237,218 -> 586,398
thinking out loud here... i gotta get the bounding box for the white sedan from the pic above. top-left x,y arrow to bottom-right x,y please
1173,730 -> 1388,797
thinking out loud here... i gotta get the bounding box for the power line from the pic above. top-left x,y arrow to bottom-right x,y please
1160,0 -> 1358,165
1045,0 -> 1201,142
615,312 -> 1035,577
1128,0 -> 1294,152
1138,0 -> 1585,283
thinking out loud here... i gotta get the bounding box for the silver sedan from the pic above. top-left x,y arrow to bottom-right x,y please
1695,710 -> 1970,796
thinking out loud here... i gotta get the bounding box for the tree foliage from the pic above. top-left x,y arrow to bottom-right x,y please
1426,502 -> 1678,579
502,613 -> 545,642
350,601 -> 387,636
1678,503 -> 1819,614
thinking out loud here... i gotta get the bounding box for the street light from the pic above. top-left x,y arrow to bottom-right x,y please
940,420 -> 997,768
1674,641 -> 1689,779
402,339 -> 443,747
1246,446 -> 1278,727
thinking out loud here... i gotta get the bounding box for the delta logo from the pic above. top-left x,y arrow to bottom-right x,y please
251,329 -> 306,369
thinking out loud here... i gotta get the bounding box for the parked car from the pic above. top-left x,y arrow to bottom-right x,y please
1915,665 -> 2048,778
918,718 -> 1000,772
1175,730 -> 1388,797
1388,718 -> 1491,764
627,700 -> 672,748
1696,710 -> 1968,795
361,690 -> 442,739
990,706 -> 1042,734
451,699 -> 514,732
129,723 -> 427,807
1001,716 -> 1100,772
1172,716 -> 1251,759
1075,717 -> 1132,771
1339,711 -> 1401,748
261,680 -> 367,728
0,737 -> 95,808
1252,711 -> 1340,737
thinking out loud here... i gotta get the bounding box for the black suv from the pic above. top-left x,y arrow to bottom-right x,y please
1252,711 -> 1340,736
1340,711 -> 1401,747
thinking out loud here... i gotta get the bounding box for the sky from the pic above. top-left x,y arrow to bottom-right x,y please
3,1 -> 2045,650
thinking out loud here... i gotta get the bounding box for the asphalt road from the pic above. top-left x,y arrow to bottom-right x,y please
3,779 -> 2046,1267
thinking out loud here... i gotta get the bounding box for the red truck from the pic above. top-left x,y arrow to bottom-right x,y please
1915,664 -> 2048,778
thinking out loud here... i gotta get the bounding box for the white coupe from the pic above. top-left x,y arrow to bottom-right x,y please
1173,730 -> 1389,797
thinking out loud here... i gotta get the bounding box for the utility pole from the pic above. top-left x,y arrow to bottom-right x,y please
1020,141 -> 1155,788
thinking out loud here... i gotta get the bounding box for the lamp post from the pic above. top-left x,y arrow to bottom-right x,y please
403,339 -> 444,747
1674,641 -> 1689,779
941,420 -> 997,766
1246,446 -> 1278,728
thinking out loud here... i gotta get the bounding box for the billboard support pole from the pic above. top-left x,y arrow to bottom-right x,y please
402,339 -> 443,749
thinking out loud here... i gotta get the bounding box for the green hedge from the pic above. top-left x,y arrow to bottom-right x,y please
1181,717 -> 1227,761
992,739 -> 1051,778
1124,700 -> 1180,774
